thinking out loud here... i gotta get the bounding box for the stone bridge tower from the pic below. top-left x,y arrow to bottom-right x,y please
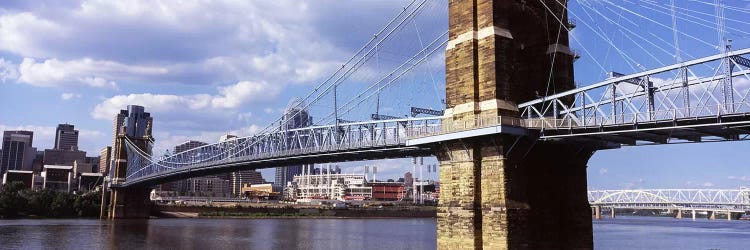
438,0 -> 596,249
106,105 -> 154,219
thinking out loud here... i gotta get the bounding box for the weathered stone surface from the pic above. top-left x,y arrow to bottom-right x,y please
440,0 -> 594,249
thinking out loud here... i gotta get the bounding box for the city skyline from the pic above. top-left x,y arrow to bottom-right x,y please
2,1 -> 750,188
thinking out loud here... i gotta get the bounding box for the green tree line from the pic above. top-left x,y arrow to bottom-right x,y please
0,182 -> 102,218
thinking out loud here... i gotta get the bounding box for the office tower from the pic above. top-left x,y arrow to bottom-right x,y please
231,170 -> 266,197
99,146 -> 112,174
113,109 -> 127,150
174,140 -> 208,154
163,140 -> 209,194
43,149 -> 85,166
404,172 -> 414,188
274,98 -> 312,187
54,124 -> 79,151
1,131 -> 35,174
112,105 -> 154,156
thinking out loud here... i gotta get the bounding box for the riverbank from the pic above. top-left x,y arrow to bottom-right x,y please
155,204 -> 437,218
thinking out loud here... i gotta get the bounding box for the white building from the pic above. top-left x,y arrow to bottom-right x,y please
290,171 -> 372,201
41,165 -> 73,192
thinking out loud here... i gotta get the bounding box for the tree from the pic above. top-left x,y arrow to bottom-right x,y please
50,192 -> 74,217
24,189 -> 56,216
73,191 -> 101,217
0,182 -> 29,218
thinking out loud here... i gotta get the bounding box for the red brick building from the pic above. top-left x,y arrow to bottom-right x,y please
371,182 -> 406,201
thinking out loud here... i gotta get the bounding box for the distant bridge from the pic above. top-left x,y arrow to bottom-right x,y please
588,189 -> 750,212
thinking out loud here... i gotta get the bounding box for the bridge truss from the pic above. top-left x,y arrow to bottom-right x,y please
588,189 -> 750,211
521,48 -> 750,146
120,117 -> 443,187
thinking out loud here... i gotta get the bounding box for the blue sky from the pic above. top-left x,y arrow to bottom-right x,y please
1,0 -> 750,189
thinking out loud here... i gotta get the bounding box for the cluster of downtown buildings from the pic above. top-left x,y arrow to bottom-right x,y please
1,102 -> 439,203
1,124 -> 102,192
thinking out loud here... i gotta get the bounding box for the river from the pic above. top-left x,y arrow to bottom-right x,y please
0,216 -> 747,249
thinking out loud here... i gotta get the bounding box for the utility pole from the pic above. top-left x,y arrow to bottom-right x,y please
411,157 -> 417,204
419,157 -> 424,205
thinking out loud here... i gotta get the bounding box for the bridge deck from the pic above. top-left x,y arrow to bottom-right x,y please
534,112 -> 750,146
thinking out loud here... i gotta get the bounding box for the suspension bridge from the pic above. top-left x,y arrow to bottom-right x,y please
104,0 -> 750,249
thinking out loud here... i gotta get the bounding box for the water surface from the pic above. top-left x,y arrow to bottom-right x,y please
1,216 -> 748,249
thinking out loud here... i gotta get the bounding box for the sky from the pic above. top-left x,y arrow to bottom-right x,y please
1,0 -> 750,189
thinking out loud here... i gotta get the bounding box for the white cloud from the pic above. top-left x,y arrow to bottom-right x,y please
92,81 -> 279,120
61,93 -> 82,100
598,168 -> 608,175
728,175 -> 750,181
236,112 -> 252,121
17,57 -> 167,88
0,12 -> 66,58
734,77 -> 750,91
0,1 -> 368,90
0,58 -> 18,82
151,124 -> 261,155
702,182 -> 714,187
212,81 -> 279,109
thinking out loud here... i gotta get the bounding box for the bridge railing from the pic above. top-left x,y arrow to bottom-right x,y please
523,101 -> 750,130
407,115 -> 523,139
122,117 -> 444,183
519,48 -> 750,131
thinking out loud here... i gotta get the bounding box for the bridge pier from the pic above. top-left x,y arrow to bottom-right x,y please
727,210 -> 732,221
692,210 -> 696,221
708,211 -> 716,220
675,209 -> 682,219
108,187 -> 152,219
610,207 -> 616,219
593,206 -> 601,220
437,138 -> 595,249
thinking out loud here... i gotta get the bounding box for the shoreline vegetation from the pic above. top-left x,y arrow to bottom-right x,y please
1,181 -> 437,220
0,182 -> 102,219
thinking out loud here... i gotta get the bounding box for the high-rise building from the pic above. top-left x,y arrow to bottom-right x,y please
99,146 -> 112,174
113,109 -> 127,150
174,140 -> 208,154
110,105 -> 153,186
231,170 -> 266,197
31,150 -> 44,173
45,124 -> 87,168
275,98 -> 312,188
404,172 -> 414,188
112,105 -> 153,155
122,105 -> 153,139
1,131 -> 35,174
162,140 -> 209,194
54,124 -> 79,151
43,149 -> 86,167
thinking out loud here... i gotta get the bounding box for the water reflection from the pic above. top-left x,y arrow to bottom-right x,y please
2,217 -> 749,249
0,218 -> 436,249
